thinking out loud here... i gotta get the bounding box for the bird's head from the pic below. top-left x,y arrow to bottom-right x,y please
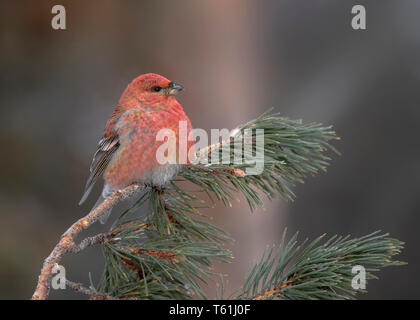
120,73 -> 184,107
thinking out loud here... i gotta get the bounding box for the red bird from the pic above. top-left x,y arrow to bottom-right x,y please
79,73 -> 193,223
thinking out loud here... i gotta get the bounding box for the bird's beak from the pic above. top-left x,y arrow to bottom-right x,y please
168,82 -> 184,95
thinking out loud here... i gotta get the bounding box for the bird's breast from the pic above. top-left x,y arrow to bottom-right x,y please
104,109 -> 192,189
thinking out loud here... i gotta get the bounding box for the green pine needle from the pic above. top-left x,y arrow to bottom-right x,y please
94,111 -> 404,300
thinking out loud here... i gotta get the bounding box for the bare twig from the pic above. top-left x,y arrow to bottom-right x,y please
69,233 -> 109,254
65,280 -> 120,300
31,183 -> 142,300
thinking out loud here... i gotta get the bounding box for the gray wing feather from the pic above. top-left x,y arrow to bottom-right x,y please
79,135 -> 119,205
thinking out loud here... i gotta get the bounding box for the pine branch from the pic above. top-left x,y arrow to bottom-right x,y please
237,230 -> 405,300
180,111 -> 340,210
97,187 -> 232,299
31,183 -> 142,300
31,110 -> 405,300
95,112 -> 343,299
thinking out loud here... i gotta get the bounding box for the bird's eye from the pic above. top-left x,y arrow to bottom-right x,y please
153,86 -> 162,92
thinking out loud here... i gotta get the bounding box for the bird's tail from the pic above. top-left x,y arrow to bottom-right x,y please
93,193 -> 112,224
89,185 -> 114,224
88,184 -> 143,225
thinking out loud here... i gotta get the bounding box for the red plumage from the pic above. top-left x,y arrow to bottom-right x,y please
79,73 -> 193,222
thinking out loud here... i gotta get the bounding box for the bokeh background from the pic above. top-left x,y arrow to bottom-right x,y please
1,0 -> 419,299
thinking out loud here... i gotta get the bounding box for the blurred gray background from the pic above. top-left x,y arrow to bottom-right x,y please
0,0 -> 419,299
